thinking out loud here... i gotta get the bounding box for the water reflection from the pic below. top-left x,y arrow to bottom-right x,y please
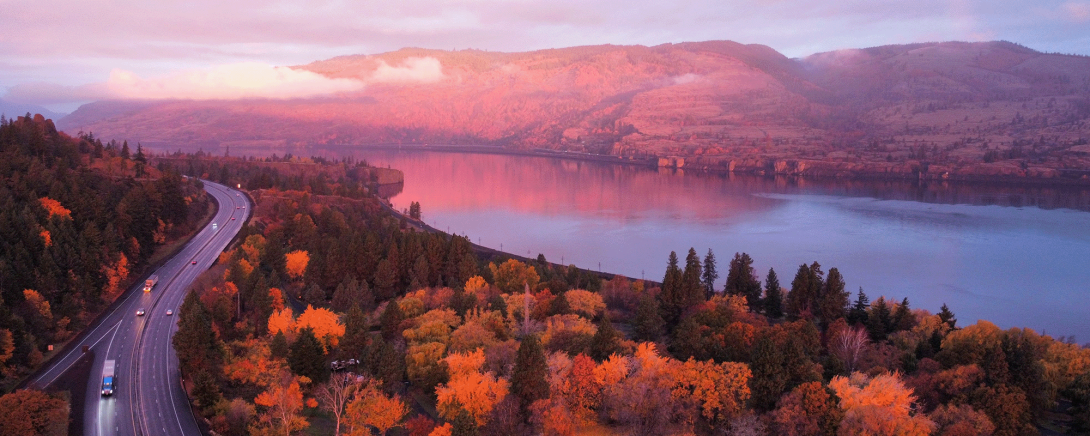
338,150 -> 1090,340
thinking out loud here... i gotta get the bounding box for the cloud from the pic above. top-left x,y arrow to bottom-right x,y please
1062,1 -> 1090,22
369,57 -> 446,84
105,62 -> 365,100
3,62 -> 366,104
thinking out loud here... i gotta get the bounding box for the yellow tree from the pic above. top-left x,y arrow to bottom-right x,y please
295,305 -> 345,349
564,289 -> 605,319
268,308 -> 295,336
285,250 -> 310,280
488,259 -> 540,294
101,253 -> 129,302
344,380 -> 408,436
435,349 -> 510,426
253,371 -> 310,436
38,197 -> 72,219
672,357 -> 752,424
830,372 -> 935,436
464,276 -> 488,295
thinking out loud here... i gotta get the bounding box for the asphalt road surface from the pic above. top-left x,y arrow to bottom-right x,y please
27,180 -> 249,436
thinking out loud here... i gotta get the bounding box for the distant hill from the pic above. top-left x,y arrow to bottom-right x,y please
58,40 -> 1090,181
0,99 -> 65,121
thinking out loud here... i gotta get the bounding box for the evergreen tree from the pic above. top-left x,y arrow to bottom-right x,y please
785,262 -> 824,320
549,292 -> 570,316
511,335 -> 549,415
332,276 -> 373,313
380,300 -> 404,342
847,288 -> 870,326
866,297 -> 892,342
725,252 -> 762,307
633,294 -> 664,341
749,335 -> 787,411
701,248 -> 718,298
763,268 -> 783,318
339,304 -> 370,361
289,327 -> 328,383
817,267 -> 848,326
121,140 -> 130,159
191,369 -> 222,412
367,338 -> 405,393
658,251 -> 685,327
682,248 -> 704,307
452,405 -> 480,436
270,330 -> 289,359
302,282 -> 326,306
590,316 -> 621,361
891,297 -> 915,332
134,143 -> 147,163
938,303 -> 957,329
173,291 -> 221,377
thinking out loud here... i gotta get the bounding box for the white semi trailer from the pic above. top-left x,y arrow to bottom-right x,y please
101,359 -> 116,396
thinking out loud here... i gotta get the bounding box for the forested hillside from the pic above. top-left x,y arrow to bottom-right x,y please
0,113 -> 209,390
60,40 -> 1090,181
168,155 -> 1090,435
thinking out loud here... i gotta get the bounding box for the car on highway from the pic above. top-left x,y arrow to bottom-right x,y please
232,217 -> 236,220
166,309 -> 173,316
236,206 -> 240,209
192,261 -> 197,265
136,309 -> 145,316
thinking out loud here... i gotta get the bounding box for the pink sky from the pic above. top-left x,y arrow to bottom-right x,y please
2,0 -> 1089,112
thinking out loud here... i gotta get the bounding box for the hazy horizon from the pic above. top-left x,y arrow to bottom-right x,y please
3,0 -> 1090,112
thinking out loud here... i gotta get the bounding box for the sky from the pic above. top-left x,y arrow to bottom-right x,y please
1,0 -> 1089,113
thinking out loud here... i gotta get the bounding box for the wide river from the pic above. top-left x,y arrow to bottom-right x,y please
347,150 -> 1090,340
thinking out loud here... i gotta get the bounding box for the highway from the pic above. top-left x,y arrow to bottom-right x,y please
27,180 -> 250,436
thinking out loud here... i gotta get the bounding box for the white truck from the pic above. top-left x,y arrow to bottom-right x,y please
144,275 -> 158,292
101,359 -> 116,396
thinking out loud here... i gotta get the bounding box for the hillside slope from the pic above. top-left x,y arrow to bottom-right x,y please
59,40 -> 1090,180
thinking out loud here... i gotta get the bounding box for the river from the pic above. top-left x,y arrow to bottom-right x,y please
342,150 -> 1090,341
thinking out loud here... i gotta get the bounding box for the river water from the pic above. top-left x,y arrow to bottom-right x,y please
345,150 -> 1090,340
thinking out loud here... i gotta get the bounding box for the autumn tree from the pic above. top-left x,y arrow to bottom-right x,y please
769,381 -> 843,436
344,379 -> 409,436
436,349 -> 510,426
0,389 -> 69,436
829,372 -> 935,436
253,370 -> 310,436
295,305 -> 345,349
673,358 -> 753,424
317,372 -> 360,436
489,259 -> 540,294
284,250 -> 310,280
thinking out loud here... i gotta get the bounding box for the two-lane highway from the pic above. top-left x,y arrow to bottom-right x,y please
27,180 -> 250,436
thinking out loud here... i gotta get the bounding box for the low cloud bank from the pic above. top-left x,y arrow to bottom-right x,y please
369,57 -> 445,84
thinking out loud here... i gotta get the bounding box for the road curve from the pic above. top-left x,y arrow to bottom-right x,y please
27,180 -> 249,436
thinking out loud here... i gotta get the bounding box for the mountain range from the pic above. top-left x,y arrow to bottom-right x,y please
58,40 -> 1090,181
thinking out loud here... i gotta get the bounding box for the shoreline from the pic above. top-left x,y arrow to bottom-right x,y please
331,143 -> 1090,189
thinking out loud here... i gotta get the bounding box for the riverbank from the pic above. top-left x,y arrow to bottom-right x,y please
333,143 -> 1090,188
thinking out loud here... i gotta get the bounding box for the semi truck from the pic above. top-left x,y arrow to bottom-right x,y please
144,275 -> 158,292
101,359 -> 116,396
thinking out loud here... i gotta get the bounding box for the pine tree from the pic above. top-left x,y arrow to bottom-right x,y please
590,316 -> 621,361
938,303 -> 957,329
173,290 -> 220,377
511,335 -> 549,415
763,268 -> 783,318
270,330 -> 289,359
725,252 -> 761,307
749,335 -> 787,411
340,304 -> 370,361
891,297 -> 914,332
367,338 -> 405,393
866,297 -> 892,342
121,140 -> 130,159
817,267 -> 848,326
633,294 -> 664,341
682,248 -> 704,308
134,143 -> 147,163
701,248 -> 718,298
549,292 -> 570,316
191,369 -> 222,412
452,405 -> 480,436
332,276 -> 372,313
289,327 -> 328,383
380,300 -> 404,342
659,251 -> 685,327
847,288 -> 870,326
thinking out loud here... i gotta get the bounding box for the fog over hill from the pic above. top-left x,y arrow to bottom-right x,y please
59,40 -> 1090,180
